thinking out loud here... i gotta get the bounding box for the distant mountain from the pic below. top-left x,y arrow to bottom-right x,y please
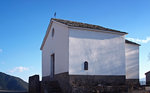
0,72 -> 28,91
140,77 -> 146,81
140,77 -> 146,85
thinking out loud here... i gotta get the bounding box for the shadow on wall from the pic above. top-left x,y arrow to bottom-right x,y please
126,47 -> 139,79
69,29 -> 122,40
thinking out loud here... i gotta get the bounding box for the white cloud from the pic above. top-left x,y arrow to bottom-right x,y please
126,37 -> 150,44
0,49 -> 2,53
10,66 -> 29,73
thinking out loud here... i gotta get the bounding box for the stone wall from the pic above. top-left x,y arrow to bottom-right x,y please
69,75 -> 125,86
29,75 -> 40,93
36,73 -> 143,93
46,73 -> 125,93
69,75 -> 125,93
42,73 -> 126,93
126,79 -> 140,90
42,73 -> 71,93
54,72 -> 72,93
42,75 -> 51,81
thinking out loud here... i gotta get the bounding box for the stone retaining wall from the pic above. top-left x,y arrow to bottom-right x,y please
126,79 -> 140,90
30,73 -> 141,93
40,73 -> 142,93
69,75 -> 125,93
29,75 -> 40,93
54,72 -> 71,93
42,72 -> 126,93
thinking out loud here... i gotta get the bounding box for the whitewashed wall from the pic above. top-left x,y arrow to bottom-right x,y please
69,29 -> 126,75
42,21 -> 69,77
125,43 -> 139,79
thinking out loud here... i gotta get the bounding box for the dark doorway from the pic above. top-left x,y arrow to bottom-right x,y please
51,54 -> 55,78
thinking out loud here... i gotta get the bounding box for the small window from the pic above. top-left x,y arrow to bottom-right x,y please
84,61 -> 88,70
52,28 -> 55,37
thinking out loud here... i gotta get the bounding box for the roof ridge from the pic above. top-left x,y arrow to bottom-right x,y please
52,18 -> 128,34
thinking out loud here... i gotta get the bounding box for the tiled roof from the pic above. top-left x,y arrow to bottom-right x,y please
52,18 -> 128,34
145,71 -> 150,75
125,40 -> 140,46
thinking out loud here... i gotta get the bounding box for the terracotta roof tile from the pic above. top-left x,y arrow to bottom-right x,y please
145,71 -> 150,75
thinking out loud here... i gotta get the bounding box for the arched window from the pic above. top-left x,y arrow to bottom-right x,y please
52,28 -> 55,37
84,61 -> 88,70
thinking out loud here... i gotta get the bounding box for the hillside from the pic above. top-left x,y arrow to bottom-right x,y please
0,72 -> 28,91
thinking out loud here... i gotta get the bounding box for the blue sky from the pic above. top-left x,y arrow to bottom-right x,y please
0,0 -> 150,82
